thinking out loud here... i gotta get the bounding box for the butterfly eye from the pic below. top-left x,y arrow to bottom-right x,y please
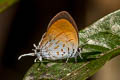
36,49 -> 40,52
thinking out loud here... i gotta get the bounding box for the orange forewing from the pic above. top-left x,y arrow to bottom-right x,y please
40,11 -> 78,48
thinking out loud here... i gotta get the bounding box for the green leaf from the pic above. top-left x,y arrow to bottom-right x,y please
0,0 -> 18,13
23,9 -> 120,80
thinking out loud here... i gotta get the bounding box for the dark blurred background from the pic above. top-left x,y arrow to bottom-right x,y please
0,0 -> 120,80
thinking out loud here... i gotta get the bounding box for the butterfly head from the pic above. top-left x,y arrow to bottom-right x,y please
18,44 -> 43,62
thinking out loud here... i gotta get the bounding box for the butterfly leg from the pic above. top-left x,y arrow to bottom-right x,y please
34,58 -> 38,62
77,47 -> 83,59
66,50 -> 73,63
33,44 -> 37,49
66,54 -> 78,63
34,56 -> 42,62
35,53 -> 42,62
66,57 -> 70,63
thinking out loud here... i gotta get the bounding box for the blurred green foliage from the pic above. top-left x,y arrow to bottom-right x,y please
0,0 -> 18,12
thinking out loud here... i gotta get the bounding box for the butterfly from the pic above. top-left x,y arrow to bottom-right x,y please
18,11 -> 82,63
